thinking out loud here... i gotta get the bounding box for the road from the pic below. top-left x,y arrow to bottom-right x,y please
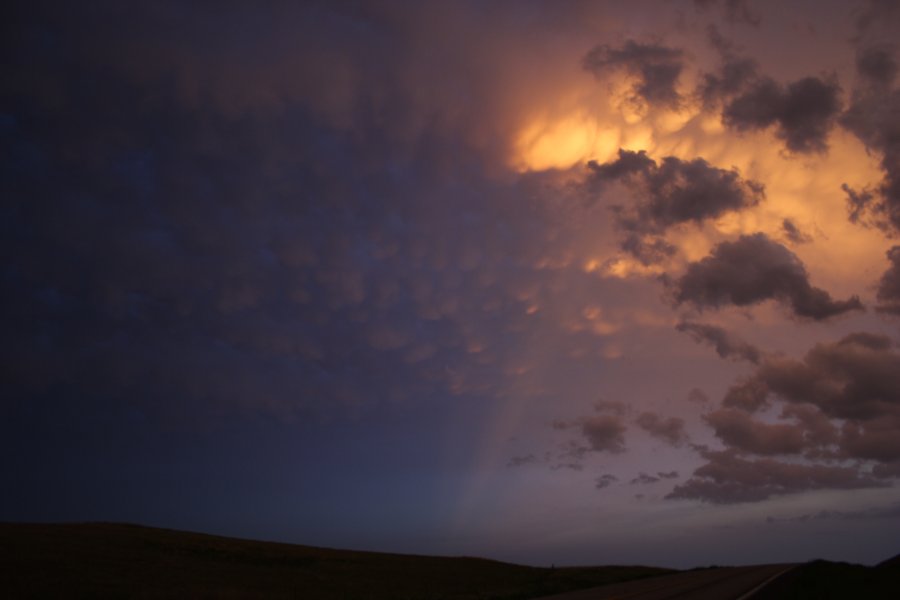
536,564 -> 794,600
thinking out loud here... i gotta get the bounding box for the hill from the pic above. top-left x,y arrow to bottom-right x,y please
0,523 -> 671,599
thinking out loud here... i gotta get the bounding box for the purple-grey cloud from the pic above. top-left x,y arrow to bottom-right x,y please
671,233 -> 864,320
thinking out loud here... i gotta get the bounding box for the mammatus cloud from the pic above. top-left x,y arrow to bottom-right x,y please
635,412 -> 688,446
723,76 -> 842,153
670,233 -> 864,320
676,321 -> 762,364
583,41 -> 685,109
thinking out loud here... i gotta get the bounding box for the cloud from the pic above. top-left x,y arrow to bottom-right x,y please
657,470 -> 679,479
840,43 -> 900,231
635,412 -> 688,446
676,321 -> 762,364
723,76 -> 842,153
856,45 -> 898,87
722,378 -> 770,412
781,218 -> 812,245
667,449 -> 885,504
583,40 -> 685,109
596,474 -> 618,490
876,246 -> 900,314
631,472 -> 660,485
582,415 -> 627,454
671,233 -> 864,320
704,408 -> 807,456
588,150 -> 763,262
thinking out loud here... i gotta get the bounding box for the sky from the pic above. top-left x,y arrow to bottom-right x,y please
3,0 -> 900,569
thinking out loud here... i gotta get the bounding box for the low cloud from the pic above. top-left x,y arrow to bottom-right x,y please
589,150 -> 763,263
635,411 -> 688,446
677,321 -> 762,364
675,333 -> 900,503
671,233 -> 864,320
667,449 -> 885,504
582,415 -> 627,453
583,40 -> 685,109
723,76 -> 842,153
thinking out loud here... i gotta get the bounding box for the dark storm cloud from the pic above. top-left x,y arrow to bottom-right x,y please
635,412 -> 688,446
583,40 -> 685,109
588,150 -> 763,262
676,321 -> 762,364
723,76 -> 842,153
876,246 -> 900,314
671,233 -> 864,320
667,449 -> 885,504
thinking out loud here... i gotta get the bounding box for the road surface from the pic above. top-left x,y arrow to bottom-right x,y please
536,564 -> 793,600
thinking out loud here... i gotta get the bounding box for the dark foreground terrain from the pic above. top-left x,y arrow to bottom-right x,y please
2,523 -> 897,599
751,554 -> 900,600
0,523 -> 670,599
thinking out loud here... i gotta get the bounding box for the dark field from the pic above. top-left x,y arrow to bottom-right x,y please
752,554 -> 900,600
0,523 -> 671,599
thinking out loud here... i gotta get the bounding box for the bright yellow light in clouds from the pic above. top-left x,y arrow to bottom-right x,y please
515,112 -> 619,171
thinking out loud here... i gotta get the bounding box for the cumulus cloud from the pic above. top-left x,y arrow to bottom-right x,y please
667,449 -> 885,504
671,233 -> 864,320
589,150 -> 763,263
704,408 -> 807,456
583,40 -> 685,109
677,333 -> 900,504
635,412 -> 688,446
676,321 -> 762,364
723,76 -> 842,153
